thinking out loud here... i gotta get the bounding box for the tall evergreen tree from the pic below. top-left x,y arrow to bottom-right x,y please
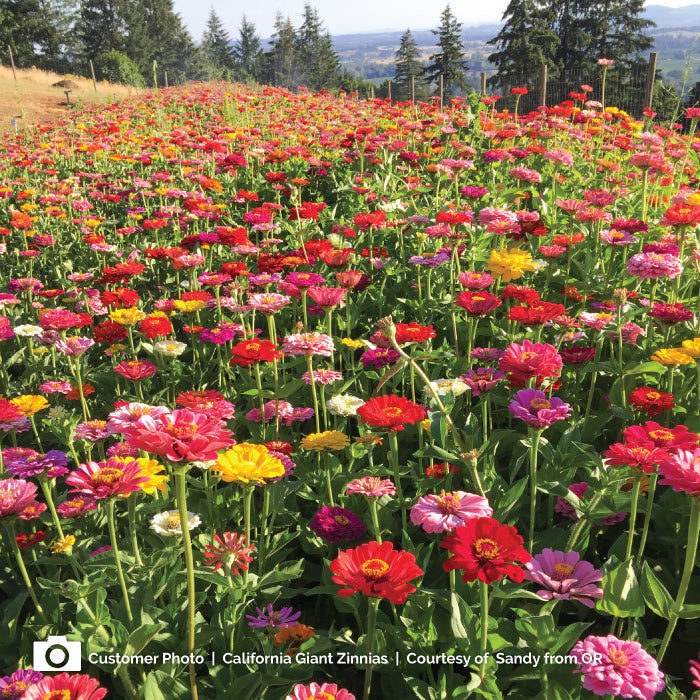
425,5 -> 468,99
294,3 -> 339,91
201,7 -> 233,77
549,0 -> 590,69
232,15 -> 262,82
487,0 -> 558,79
79,0 -> 128,60
394,29 -> 429,101
264,12 -> 297,89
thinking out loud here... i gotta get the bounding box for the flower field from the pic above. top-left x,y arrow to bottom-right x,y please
1,81 -> 700,700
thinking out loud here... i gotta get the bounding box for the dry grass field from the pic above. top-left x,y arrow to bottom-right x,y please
0,65 -> 144,133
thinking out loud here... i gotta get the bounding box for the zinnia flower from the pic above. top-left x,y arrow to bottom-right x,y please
411,491 -> 492,533
246,604 -> 301,628
658,448 -> 700,495
230,339 -> 282,367
330,540 -> 424,604
299,431 -> 350,451
65,458 -> 148,499
524,549 -> 603,608
357,395 -> 426,432
0,478 -> 39,519
441,517 -> 531,584
508,389 -> 572,428
282,332 -> 334,357
0,669 -> 43,700
628,387 -> 675,417
215,444 -> 285,484
627,253 -> 683,280
499,340 -> 562,387
202,532 -> 255,574
346,476 -> 396,497
326,394 -> 364,416
113,360 -> 157,381
150,510 -> 201,536
486,247 -> 537,282
285,682 -> 355,700
20,672 -> 106,700
310,506 -> 365,542
570,635 -> 665,700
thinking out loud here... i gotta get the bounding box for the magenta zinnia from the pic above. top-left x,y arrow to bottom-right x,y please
65,457 -> 148,499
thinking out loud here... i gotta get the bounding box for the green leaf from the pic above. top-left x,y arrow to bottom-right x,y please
450,590 -> 469,641
678,603 -> 700,619
597,557 -> 645,618
142,672 -> 167,700
640,563 -> 673,619
121,623 -> 165,660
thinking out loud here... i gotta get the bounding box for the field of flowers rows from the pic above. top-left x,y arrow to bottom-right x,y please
1,81 -> 700,700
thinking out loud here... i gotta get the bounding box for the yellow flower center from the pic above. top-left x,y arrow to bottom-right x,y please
383,407 -> 403,417
553,563 -> 575,580
360,558 -> 390,580
608,649 -> 629,667
530,398 -> 551,410
310,693 -> 335,700
436,491 -> 461,514
3,681 -> 27,698
165,422 -> 198,440
93,467 -> 123,485
475,538 -> 500,560
648,429 -> 673,444
334,515 -> 350,525
166,514 -> 181,530
44,691 -> 72,700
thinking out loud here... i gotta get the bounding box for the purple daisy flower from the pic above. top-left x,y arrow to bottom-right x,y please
524,549 -> 603,608
246,604 -> 301,628
310,506 -> 365,543
0,669 -> 44,700
508,389 -> 571,428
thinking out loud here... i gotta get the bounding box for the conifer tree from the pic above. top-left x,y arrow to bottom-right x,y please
394,29 -> 429,101
265,12 -> 297,89
294,3 -> 339,91
201,7 -> 233,77
79,0 -> 128,59
232,15 -> 262,82
425,4 -> 468,100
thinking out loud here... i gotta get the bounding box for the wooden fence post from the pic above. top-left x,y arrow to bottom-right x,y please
387,80 -> 391,100
539,63 -> 548,107
7,45 -> 17,81
89,59 -> 97,92
644,52 -> 658,111
410,75 -> 415,105
480,72 -> 486,94
439,74 -> 443,110
164,71 -> 168,89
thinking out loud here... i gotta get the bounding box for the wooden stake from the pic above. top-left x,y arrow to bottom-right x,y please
89,59 -> 97,92
8,45 -> 17,81
411,75 -> 415,105
644,52 -> 658,112
480,72 -> 486,94
387,80 -> 391,100
539,63 -> 548,107
164,71 -> 168,89
439,74 -> 443,110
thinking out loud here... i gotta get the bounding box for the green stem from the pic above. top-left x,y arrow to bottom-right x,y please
389,432 -> 406,530
368,499 -> 382,543
362,597 -> 380,700
624,473 -> 642,562
479,580 -> 489,678
4,521 -> 48,622
242,485 -> 254,589
635,473 -> 657,569
173,467 -> 199,700
305,355 -> 321,434
127,496 -> 143,567
106,498 -> 134,625
657,497 -> 700,663
528,430 -> 542,552
565,493 -> 603,551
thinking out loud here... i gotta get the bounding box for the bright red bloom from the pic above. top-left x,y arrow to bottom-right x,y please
329,540 -> 423,604
357,395 -> 426,432
230,339 -> 282,367
122,408 -> 234,462
101,288 -> 140,309
353,210 -> 387,230
441,517 -> 531,584
604,442 -> 670,473
113,360 -> 157,382
501,285 -> 540,304
16,530 -> 46,548
455,291 -> 503,317
176,389 -> 226,409
265,440 -> 294,456
93,320 -> 128,344
507,302 -> 566,325
202,532 -> 255,574
426,463 -> 458,478
660,203 -> 700,227
0,398 -> 24,423
622,422 -> 699,451
628,387 -> 675,417
138,315 -> 173,339
394,322 -> 436,344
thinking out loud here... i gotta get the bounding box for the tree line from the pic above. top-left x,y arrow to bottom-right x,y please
0,0 -> 654,97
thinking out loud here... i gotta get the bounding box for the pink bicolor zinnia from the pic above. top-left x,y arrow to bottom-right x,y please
285,682 -> 355,700
65,457 -> 148,499
107,402 -> 171,433
247,293 -> 291,314
508,389 -> 571,428
282,332 -> 334,357
658,447 -> 700,496
498,340 -> 562,385
20,672 -> 107,700
113,360 -> 158,381
302,368 -> 343,385
570,635 -> 665,700
346,476 -> 396,497
410,491 -> 492,533
53,336 -> 95,356
0,478 -> 38,518
306,285 -> 348,309
122,408 -> 234,462
524,549 -> 603,608
627,252 -> 683,280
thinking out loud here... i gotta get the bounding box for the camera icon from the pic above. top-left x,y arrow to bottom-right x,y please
33,636 -> 81,672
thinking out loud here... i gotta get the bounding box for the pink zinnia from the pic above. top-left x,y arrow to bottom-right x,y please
247,293 -> 291,314
458,271 -> 494,289
286,682 -> 355,700
74,420 -> 114,442
66,457 -> 148,499
570,635 -> 665,700
524,549 -> 603,608
21,672 -> 106,700
302,368 -> 343,385
508,389 -> 571,428
0,478 -> 38,518
460,367 -> 505,395
282,332 -> 334,357
346,476 -> 396,497
410,491 -> 492,533
122,408 -> 234,462
113,360 -> 158,381
658,447 -> 700,496
38,308 -> 83,330
498,340 -> 562,386
627,253 -> 684,280
106,402 -> 171,433
306,285 -> 348,309
53,336 -> 95,356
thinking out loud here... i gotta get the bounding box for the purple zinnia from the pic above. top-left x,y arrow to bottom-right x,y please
199,326 -> 237,344
246,604 -> 301,628
524,549 -> 603,608
508,389 -> 571,428
309,506 -> 365,543
0,669 -> 44,700
360,347 -> 400,369
5,450 -> 70,479
460,367 -> 505,396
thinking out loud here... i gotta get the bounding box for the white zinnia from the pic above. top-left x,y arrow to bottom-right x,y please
424,378 -> 469,398
153,340 -> 187,357
150,510 -> 201,536
326,393 -> 365,417
13,324 -> 43,337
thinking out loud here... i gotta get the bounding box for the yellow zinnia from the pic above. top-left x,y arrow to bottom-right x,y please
110,308 -> 146,326
681,338 -> 700,359
174,299 -> 207,314
341,338 -> 366,350
651,348 -> 695,366
299,431 -> 350,452
131,458 -> 169,495
485,248 -> 536,282
11,395 -> 49,416
215,444 -> 285,484
51,535 -> 76,554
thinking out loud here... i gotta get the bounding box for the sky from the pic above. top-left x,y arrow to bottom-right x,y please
173,0 -> 700,42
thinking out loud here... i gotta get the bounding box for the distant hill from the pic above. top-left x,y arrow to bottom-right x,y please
643,4 -> 700,28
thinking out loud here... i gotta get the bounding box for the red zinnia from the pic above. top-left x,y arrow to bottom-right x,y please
622,421 -> 699,451
230,339 -> 282,367
357,395 -> 426,432
455,291 -> 502,317
138,315 -> 173,339
65,457 -> 148,499
628,387 -> 675,417
604,442 -> 671,473
441,517 -> 531,584
507,302 -> 566,325
394,322 -> 436,344
329,540 -> 424,604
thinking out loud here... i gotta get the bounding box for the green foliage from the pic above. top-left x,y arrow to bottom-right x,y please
93,49 -> 145,86
231,15 -> 262,83
425,4 -> 469,99
201,8 -> 234,79
393,29 -> 429,102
